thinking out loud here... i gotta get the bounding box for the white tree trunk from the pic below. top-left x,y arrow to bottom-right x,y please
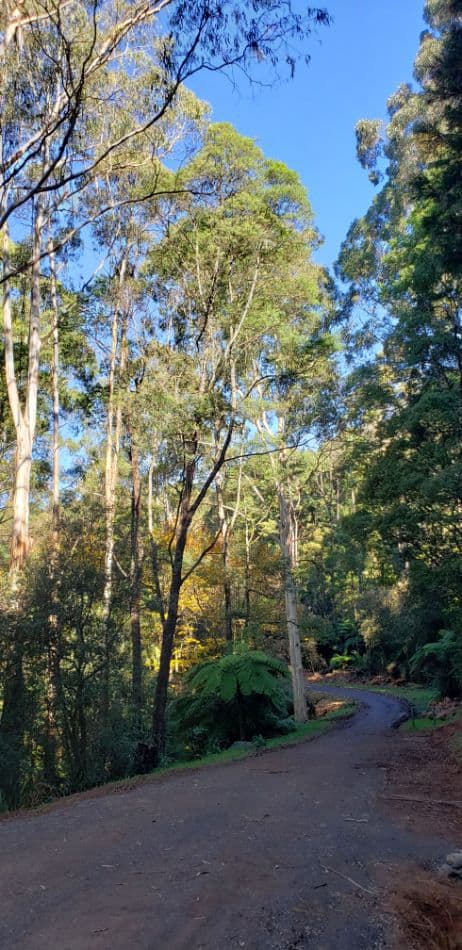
102,329 -> 118,627
49,244 -> 60,541
278,485 -> 307,723
215,470 -> 233,643
101,254 -> 129,715
43,242 -> 61,785
2,192 -> 44,573
255,409 -> 307,722
11,423 -> 33,572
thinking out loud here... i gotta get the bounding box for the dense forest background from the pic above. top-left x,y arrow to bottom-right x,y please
1,0 -> 461,810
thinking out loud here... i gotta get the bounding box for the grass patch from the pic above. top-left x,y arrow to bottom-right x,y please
400,717 -> 444,732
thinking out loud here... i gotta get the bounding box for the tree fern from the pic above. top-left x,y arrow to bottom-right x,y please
410,629 -> 462,697
169,651 -> 294,756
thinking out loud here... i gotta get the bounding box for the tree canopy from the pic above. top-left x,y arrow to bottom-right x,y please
1,0 -> 462,811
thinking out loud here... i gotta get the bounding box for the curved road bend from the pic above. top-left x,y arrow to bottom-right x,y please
0,685 -> 450,950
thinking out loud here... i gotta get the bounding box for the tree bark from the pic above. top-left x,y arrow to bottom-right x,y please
50,246 -> 60,544
148,457 -> 166,627
215,471 -> 233,643
44,241 -> 61,788
3,192 -> 44,572
129,429 -> 143,735
244,516 -> 252,631
10,423 -> 33,572
278,485 -> 307,723
152,454 -> 195,760
101,253 -> 128,721
256,410 -> 307,723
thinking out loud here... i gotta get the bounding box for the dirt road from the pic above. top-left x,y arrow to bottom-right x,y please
0,686 -> 451,949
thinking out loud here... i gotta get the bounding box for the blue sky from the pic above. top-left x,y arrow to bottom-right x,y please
190,0 -> 426,269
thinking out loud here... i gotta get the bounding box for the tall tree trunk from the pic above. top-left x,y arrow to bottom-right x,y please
44,242 -> 61,788
278,485 -> 307,724
50,246 -> 60,546
152,456 -> 195,761
11,423 -> 33,572
244,516 -> 252,632
3,192 -> 44,572
16,194 -> 44,566
101,253 -> 128,722
148,457 -> 166,627
215,471 -> 232,643
152,423 -> 233,761
129,429 -> 143,735
256,409 -> 307,723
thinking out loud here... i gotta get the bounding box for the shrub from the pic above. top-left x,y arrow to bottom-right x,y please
169,650 -> 295,758
330,653 -> 352,671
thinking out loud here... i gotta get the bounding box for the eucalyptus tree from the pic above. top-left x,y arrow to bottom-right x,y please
1,0 -> 330,577
143,124 -> 333,751
144,123 -> 272,756
254,372 -> 336,719
1,0 -> 330,258
243,176 -> 335,720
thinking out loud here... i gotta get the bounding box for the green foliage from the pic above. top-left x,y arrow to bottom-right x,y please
169,650 -> 295,757
400,717 -> 442,732
329,654 -> 352,670
410,629 -> 462,697
324,0 -> 462,700
3,0 -> 462,816
185,649 -> 289,702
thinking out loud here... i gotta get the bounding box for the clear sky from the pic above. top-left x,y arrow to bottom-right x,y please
189,0 -> 426,270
